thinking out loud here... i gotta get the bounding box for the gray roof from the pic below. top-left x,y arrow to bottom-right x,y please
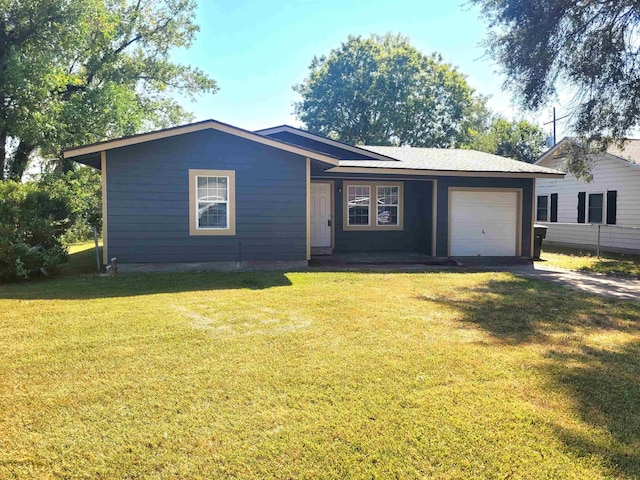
537,136 -> 640,168
606,140 -> 640,165
338,146 -> 563,175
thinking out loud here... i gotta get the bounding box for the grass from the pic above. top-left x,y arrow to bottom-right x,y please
538,245 -> 640,278
1,265 -> 640,478
58,240 -> 102,277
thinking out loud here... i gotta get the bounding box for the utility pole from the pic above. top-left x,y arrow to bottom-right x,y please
543,107 -> 570,145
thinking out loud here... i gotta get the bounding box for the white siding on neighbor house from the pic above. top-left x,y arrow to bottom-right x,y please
536,153 -> 640,226
540,223 -> 640,253
535,153 -> 640,252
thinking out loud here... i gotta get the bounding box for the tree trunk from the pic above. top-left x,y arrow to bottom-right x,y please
0,130 -> 6,180
8,141 -> 34,181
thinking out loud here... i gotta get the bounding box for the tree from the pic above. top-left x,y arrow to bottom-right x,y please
38,166 -> 103,243
0,180 -> 71,281
471,0 -> 640,146
0,0 -> 217,180
294,34 -> 488,148
465,117 -> 547,163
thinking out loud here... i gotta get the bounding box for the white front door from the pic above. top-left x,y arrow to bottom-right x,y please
449,190 -> 519,256
311,183 -> 332,247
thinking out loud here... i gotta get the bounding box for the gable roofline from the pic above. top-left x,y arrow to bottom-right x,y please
536,136 -> 640,171
254,124 -> 401,162
602,140 -> 640,169
63,119 -> 341,166
534,137 -> 572,166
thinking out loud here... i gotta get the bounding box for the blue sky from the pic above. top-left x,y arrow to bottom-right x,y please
171,0 -> 565,138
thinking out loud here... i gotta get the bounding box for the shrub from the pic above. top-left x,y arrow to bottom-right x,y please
38,166 -> 102,244
0,181 -> 71,281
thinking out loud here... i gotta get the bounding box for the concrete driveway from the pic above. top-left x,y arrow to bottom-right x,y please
503,264 -> 640,302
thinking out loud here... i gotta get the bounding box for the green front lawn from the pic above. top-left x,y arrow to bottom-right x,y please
1,269 -> 640,478
538,245 -> 640,278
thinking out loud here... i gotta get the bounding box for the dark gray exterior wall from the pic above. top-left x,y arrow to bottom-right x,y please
104,126 -> 535,263
314,172 -> 535,257
106,129 -> 308,263
328,179 -> 433,254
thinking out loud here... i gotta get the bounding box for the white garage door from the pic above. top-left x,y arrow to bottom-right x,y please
450,190 -> 519,256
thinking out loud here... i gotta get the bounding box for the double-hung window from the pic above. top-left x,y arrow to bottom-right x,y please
344,182 -> 403,230
536,195 -> 548,221
377,186 -> 399,226
347,185 -> 371,226
198,176 -> 229,228
189,169 -> 236,235
588,193 -> 604,224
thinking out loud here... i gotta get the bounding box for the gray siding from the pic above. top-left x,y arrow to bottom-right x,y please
331,179 -> 433,254
315,172 -> 534,257
106,129 -> 307,263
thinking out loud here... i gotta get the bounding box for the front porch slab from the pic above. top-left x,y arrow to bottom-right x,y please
311,252 -> 457,267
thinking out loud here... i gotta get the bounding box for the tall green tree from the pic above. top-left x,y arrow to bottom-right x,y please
0,0 -> 217,180
471,1 -> 640,152
294,34 -> 488,148
465,117 -> 547,164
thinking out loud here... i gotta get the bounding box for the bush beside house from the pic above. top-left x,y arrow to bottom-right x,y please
0,181 -> 71,281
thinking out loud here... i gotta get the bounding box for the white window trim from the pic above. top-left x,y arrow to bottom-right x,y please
346,184 -> 371,227
343,181 -> 404,231
196,175 -> 230,230
587,191 -> 605,224
536,195 -> 549,222
189,169 -> 236,236
376,185 -> 400,227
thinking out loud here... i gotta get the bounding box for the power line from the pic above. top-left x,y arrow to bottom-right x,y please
543,107 -> 570,145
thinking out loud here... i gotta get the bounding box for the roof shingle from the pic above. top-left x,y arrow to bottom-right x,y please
605,140 -> 640,165
338,146 -> 563,175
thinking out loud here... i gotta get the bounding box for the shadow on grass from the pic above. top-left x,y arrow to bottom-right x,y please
421,276 -> 640,344
543,245 -> 640,279
0,270 -> 294,300
3,259 -> 465,301
549,341 -> 640,475
421,275 -> 640,477
58,244 -> 103,277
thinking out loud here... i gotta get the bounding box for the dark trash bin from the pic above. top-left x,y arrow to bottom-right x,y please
533,224 -> 548,259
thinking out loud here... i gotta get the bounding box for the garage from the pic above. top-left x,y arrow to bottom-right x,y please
449,189 -> 520,256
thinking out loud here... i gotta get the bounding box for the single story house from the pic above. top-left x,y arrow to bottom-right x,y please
63,119 -> 563,271
535,138 -> 640,253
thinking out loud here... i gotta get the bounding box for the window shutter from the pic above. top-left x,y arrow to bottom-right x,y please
550,193 -> 558,223
577,192 -> 586,223
607,190 -> 617,225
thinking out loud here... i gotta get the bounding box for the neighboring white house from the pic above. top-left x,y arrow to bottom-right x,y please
535,138 -> 640,253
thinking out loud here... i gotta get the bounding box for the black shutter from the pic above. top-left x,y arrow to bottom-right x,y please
577,192 -> 586,223
550,193 -> 558,222
607,190 -> 617,225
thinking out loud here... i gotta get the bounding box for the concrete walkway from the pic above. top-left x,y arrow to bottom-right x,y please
500,264 -> 640,302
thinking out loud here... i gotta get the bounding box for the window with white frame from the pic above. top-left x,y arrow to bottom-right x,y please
536,195 -> 548,221
347,185 -> 371,226
377,185 -> 399,226
189,169 -> 236,236
588,193 -> 604,223
197,176 -> 229,229
344,182 -> 403,230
